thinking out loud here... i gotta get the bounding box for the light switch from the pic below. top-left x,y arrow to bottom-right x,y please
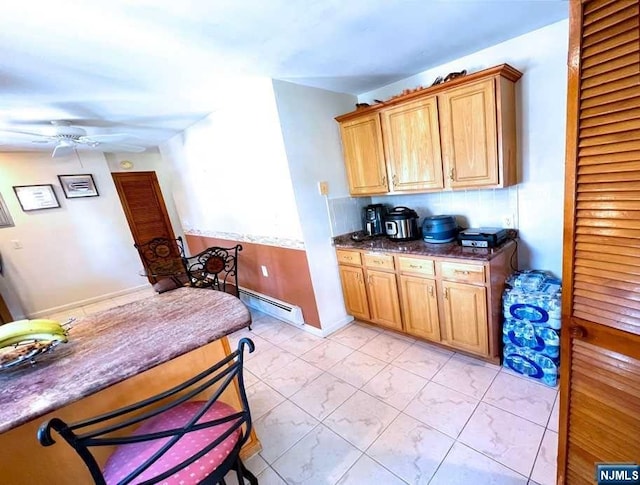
11,239 -> 22,249
318,181 -> 329,195
261,265 -> 269,277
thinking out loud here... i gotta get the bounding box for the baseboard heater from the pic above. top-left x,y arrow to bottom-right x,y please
238,287 -> 305,326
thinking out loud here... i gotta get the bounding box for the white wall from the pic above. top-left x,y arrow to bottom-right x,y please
272,80 -> 357,330
361,20 -> 569,277
159,79 -> 304,243
0,151 -> 153,316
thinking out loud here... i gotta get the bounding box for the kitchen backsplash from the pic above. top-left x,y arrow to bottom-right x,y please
372,187 -> 519,230
327,196 -> 372,237
327,187 -> 519,237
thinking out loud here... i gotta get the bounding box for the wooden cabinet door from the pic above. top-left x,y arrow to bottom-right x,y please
366,269 -> 402,331
338,265 -> 370,321
381,97 -> 444,192
439,79 -> 498,189
339,114 -> 388,195
441,281 -> 488,356
399,275 -> 440,341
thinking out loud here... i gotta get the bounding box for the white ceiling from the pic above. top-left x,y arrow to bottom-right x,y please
0,0 -> 568,153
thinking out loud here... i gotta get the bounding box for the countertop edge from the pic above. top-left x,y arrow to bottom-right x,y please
333,232 -> 517,262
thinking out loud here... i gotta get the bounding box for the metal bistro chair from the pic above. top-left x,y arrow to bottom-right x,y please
184,245 -> 242,297
38,338 -> 257,485
134,236 -> 190,292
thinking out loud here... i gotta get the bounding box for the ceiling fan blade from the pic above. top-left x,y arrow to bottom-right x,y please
52,143 -> 75,158
79,133 -> 139,143
0,129 -> 52,138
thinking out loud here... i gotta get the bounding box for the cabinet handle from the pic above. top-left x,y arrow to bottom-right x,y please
428,286 -> 434,297
449,168 -> 455,181
345,256 -> 352,261
381,175 -> 387,187
444,288 -> 449,299
392,173 -> 398,187
454,269 -> 470,275
570,326 -> 586,339
409,264 -> 421,269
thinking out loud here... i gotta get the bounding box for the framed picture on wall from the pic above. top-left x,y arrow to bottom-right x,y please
13,184 -> 61,211
58,174 -> 99,199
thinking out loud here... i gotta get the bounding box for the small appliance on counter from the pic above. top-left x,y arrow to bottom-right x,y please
384,206 -> 421,241
458,227 -> 508,248
422,215 -> 458,243
363,203 -> 386,237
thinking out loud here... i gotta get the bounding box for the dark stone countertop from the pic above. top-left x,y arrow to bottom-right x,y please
333,232 -> 517,262
0,287 -> 251,434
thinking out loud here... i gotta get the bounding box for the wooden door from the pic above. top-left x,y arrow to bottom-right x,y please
439,79 -> 499,188
399,274 -> 440,341
560,1 -> 640,483
339,114 -> 389,195
441,281 -> 488,356
112,172 -> 177,281
0,291 -> 13,324
366,269 -> 402,330
381,97 -> 444,192
338,265 -> 370,321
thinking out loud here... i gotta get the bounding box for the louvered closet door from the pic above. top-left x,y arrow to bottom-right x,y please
573,0 -> 640,332
561,1 -> 640,483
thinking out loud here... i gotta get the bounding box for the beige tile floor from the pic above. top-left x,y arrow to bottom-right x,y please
231,312 -> 559,485
47,288 -> 559,485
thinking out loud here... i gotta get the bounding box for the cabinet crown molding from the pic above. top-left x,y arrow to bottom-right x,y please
336,63 -> 522,122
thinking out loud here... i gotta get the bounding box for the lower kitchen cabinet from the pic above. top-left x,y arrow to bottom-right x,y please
367,270 -> 402,331
338,265 -> 369,321
441,280 -> 488,356
399,274 -> 440,341
336,242 -> 515,362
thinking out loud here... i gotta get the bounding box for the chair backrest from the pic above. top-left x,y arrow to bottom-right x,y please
134,236 -> 186,277
184,245 -> 242,295
38,338 -> 255,485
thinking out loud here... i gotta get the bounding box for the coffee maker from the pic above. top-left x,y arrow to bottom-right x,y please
363,204 -> 386,236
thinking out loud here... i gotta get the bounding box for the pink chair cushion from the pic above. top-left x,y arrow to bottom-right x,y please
103,401 -> 241,485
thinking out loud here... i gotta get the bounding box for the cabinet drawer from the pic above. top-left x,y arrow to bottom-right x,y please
440,261 -> 485,283
364,253 -> 395,270
398,257 -> 435,276
336,250 -> 362,266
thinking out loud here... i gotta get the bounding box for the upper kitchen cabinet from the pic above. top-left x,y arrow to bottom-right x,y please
439,74 -> 519,189
336,64 -> 522,196
338,113 -> 388,195
381,97 -> 444,192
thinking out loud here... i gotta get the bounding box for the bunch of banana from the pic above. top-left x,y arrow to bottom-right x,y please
0,319 -> 68,349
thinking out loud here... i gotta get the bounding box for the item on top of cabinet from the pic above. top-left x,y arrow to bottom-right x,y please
363,203 -> 386,237
443,69 -> 468,83
384,206 -> 420,242
421,215 -> 458,243
458,227 -> 508,248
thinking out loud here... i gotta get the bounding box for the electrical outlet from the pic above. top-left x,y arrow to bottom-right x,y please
502,214 -> 516,229
261,265 -> 269,277
318,181 -> 329,196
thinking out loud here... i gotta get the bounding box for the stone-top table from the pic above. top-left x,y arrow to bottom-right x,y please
0,287 -> 256,484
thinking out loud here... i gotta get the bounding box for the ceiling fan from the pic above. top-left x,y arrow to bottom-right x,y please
0,121 -> 146,158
